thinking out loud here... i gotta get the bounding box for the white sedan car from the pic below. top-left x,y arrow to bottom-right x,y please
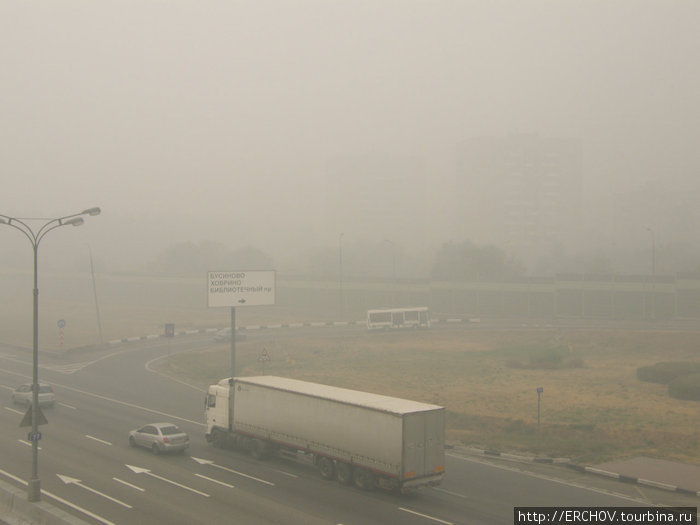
129,423 -> 190,454
12,384 -> 55,408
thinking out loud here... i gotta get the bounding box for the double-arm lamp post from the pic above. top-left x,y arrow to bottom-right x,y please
0,207 -> 101,502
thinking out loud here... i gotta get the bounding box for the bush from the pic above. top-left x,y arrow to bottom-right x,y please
506,347 -> 584,370
668,373 -> 700,401
636,362 -> 700,384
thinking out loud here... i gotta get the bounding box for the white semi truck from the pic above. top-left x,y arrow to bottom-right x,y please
205,376 -> 445,492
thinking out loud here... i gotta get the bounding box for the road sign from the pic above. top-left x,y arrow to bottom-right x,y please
258,348 -> 271,363
20,405 -> 48,427
207,271 -> 276,308
28,432 -> 42,442
57,319 -> 66,329
164,323 -> 175,337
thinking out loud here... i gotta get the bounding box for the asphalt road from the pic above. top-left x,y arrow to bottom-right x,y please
0,333 -> 696,525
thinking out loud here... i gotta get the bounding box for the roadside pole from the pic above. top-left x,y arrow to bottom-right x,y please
230,307 -> 236,378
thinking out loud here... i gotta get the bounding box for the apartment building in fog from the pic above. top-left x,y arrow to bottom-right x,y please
453,134 -> 583,267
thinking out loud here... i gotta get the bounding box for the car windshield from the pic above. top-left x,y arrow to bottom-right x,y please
160,426 -> 180,435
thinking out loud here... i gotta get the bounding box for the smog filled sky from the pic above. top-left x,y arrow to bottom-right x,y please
2,1 -> 699,275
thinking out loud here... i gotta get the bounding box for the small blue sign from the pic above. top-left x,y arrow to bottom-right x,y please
28,432 -> 42,442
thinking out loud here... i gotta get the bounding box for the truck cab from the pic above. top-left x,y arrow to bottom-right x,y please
204,379 -> 232,443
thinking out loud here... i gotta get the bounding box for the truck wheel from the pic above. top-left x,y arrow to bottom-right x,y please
352,467 -> 375,490
211,429 -> 225,448
335,463 -> 353,485
317,457 -> 335,480
249,438 -> 267,460
234,434 -> 249,450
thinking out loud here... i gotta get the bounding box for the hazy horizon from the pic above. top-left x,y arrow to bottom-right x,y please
2,1 -> 699,276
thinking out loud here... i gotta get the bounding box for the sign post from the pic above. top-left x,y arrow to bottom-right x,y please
207,271 -> 275,378
57,319 -> 66,350
536,387 -> 544,430
164,323 -> 175,354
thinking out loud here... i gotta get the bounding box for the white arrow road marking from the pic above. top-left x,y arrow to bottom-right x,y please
191,457 -> 275,486
58,474 -> 132,508
126,465 -> 210,497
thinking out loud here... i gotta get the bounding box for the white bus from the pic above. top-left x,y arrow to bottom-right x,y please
366,307 -> 431,330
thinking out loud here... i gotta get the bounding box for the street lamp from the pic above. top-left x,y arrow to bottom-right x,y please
0,207 -> 101,502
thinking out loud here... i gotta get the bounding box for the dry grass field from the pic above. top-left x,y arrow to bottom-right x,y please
157,327 -> 700,466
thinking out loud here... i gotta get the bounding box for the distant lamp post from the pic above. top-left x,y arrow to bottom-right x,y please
646,227 -> 656,320
536,387 -> 544,430
0,207 -> 101,502
339,233 -> 344,317
384,239 -> 396,307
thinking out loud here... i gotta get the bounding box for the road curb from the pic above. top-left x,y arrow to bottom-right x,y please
105,320 -> 366,345
102,316 -> 482,346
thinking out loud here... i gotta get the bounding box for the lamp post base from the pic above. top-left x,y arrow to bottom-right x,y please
28,478 -> 41,502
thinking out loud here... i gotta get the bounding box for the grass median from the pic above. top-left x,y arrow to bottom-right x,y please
155,326 -> 700,465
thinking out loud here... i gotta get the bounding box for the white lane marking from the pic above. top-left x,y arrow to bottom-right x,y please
195,473 -> 235,488
144,354 -> 207,393
191,457 -> 275,486
0,468 -> 114,525
58,474 -> 132,508
126,465 -> 210,497
432,487 -> 468,499
3,363 -> 204,427
45,363 -> 92,374
113,477 -> 145,492
272,468 -> 299,478
398,507 -> 454,525
85,435 -> 113,446
58,402 -> 77,409
4,406 -> 24,415
50,383 -> 204,427
43,488 -> 116,525
18,440 -> 41,450
0,468 -> 26,484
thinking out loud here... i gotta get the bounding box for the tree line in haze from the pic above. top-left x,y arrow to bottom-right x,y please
150,239 -> 527,281
149,238 -> 700,281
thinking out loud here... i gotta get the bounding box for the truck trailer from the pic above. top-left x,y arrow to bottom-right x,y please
205,376 -> 445,492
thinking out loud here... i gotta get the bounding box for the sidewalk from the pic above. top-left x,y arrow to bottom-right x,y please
596,457 -> 700,495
